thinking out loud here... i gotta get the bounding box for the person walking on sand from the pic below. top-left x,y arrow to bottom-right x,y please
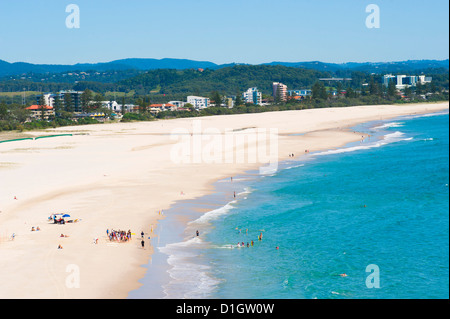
141,239 -> 145,248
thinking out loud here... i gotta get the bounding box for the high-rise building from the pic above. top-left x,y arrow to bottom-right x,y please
382,74 -> 432,89
59,90 -> 83,112
242,87 -> 262,105
272,82 -> 287,102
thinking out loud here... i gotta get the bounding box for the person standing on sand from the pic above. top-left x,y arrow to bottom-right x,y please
141,239 -> 145,248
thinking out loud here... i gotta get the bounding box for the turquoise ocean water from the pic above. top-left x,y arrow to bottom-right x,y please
130,110 -> 449,299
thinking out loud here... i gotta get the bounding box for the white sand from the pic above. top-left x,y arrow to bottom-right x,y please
0,102 -> 448,298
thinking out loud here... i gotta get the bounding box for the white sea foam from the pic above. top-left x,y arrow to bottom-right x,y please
314,131 -> 411,156
285,163 -> 305,170
157,189 -> 254,298
259,165 -> 278,176
373,122 -> 404,130
189,201 -> 236,225
158,237 -> 220,299
237,187 -> 252,196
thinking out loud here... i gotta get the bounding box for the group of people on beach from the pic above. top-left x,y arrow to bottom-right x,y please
107,229 -> 132,242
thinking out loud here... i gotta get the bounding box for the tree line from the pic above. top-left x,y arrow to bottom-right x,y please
0,64 -> 448,132
1,64 -> 448,103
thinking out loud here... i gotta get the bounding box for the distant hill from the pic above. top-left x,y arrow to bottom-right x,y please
0,60 -> 131,77
264,59 -> 450,74
0,58 -> 220,78
110,58 -> 219,71
1,57 -> 448,78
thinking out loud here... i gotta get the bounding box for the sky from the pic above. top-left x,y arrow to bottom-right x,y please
0,0 -> 448,65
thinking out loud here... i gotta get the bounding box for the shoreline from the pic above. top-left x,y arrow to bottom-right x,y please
128,107 -> 450,299
0,102 -> 448,299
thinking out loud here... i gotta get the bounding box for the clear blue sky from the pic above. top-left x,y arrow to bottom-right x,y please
0,0 -> 448,65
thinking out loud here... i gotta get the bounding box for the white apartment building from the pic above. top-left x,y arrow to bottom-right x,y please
187,96 -> 210,109
168,101 -> 187,108
242,87 -> 262,105
288,89 -> 312,97
383,74 -> 432,89
100,101 -> 135,113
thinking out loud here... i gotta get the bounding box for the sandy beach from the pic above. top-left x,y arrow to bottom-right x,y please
0,102 -> 448,299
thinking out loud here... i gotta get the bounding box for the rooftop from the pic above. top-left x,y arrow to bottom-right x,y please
26,105 -> 53,110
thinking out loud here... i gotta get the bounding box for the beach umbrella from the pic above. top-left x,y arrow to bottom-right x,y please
62,214 -> 71,218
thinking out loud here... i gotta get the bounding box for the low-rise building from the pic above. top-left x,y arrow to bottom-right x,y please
187,96 -> 210,109
148,103 -> 177,113
26,105 -> 55,120
288,89 -> 312,97
168,101 -> 187,109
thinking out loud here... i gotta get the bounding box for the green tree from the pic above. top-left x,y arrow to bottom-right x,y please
10,104 -> 31,123
0,103 -> 8,120
345,87 -> 357,98
430,82 -> 438,93
38,93 -> 46,120
81,89 -> 93,113
415,82 -> 424,95
138,96 -> 149,114
387,80 -> 397,98
403,86 -> 412,98
121,96 -> 127,114
211,91 -> 222,107
53,94 -> 63,117
336,81 -> 343,95
64,93 -> 74,112
92,93 -> 104,109
369,76 -> 379,95
312,81 -> 327,99
272,85 -> 282,104
235,92 -> 242,107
